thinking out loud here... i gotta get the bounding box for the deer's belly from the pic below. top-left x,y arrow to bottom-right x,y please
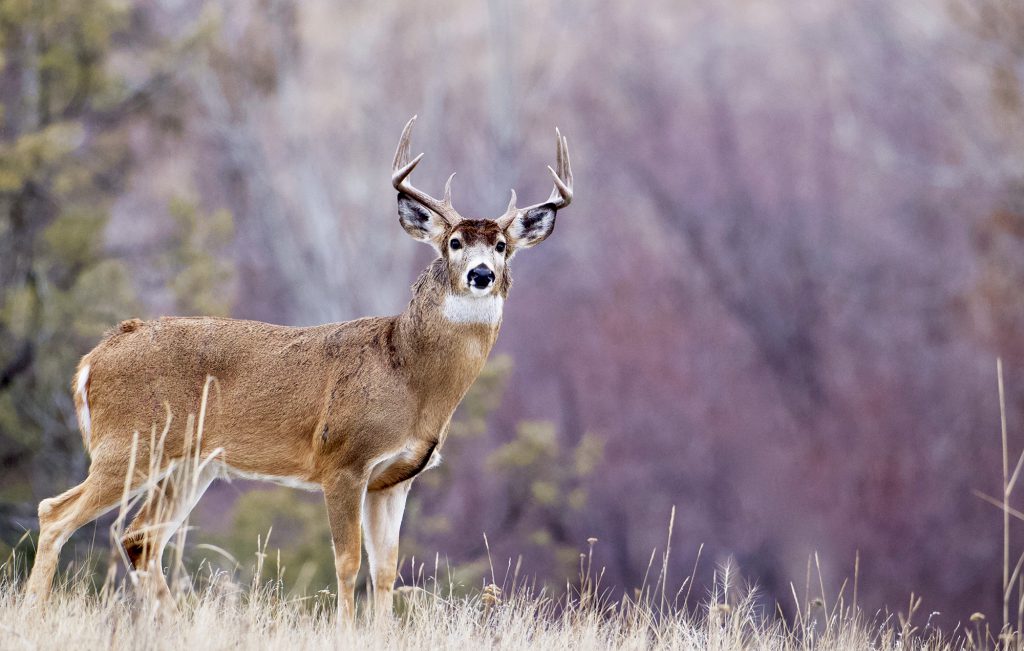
221,464 -> 322,492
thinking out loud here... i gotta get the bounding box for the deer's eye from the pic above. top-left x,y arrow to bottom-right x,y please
450,238 -> 462,250
495,241 -> 506,253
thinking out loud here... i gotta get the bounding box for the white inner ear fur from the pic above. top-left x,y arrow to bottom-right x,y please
398,195 -> 448,244
442,294 -> 504,325
509,206 -> 556,248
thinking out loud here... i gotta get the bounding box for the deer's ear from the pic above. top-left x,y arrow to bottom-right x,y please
506,204 -> 557,249
398,193 -> 448,245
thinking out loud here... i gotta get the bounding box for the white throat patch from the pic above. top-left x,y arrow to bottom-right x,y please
442,294 -> 504,325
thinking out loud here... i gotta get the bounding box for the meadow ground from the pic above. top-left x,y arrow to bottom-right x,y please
0,533 -> 1010,651
0,369 -> 1020,651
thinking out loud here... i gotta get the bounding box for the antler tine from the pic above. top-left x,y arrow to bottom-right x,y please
500,128 -> 573,228
443,172 -> 456,206
391,116 -> 460,224
393,152 -> 425,187
496,188 -> 519,228
543,128 -> 573,209
565,137 -> 573,185
556,128 -> 565,178
392,116 -> 415,170
391,116 -> 425,188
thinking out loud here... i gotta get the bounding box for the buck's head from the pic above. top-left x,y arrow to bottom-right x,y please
392,116 -> 573,299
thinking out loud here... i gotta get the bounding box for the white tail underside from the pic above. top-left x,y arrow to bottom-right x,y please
76,364 -> 92,449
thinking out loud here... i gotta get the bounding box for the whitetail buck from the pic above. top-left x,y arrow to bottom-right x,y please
24,116 -> 573,619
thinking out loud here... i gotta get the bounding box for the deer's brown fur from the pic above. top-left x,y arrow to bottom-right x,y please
24,117 -> 572,622
79,259 -> 496,487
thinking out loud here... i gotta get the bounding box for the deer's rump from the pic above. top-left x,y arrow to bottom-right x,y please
74,315 -> 403,480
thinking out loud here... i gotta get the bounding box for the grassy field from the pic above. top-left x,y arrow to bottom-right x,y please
0,368 -> 1019,651
0,566 -> 991,650
0,528 -> 1008,651
0,569 -> 1001,650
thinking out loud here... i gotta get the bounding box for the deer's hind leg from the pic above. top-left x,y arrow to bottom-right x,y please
121,462 -> 219,604
25,455 -> 151,603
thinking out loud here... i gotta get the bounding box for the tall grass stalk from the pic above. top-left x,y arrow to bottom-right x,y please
0,372 -> 1020,649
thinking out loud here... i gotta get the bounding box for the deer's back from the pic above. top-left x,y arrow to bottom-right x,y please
79,315 -> 408,479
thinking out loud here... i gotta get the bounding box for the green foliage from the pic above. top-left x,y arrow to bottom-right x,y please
483,420 -> 605,580
0,0 -> 235,560
0,0 -> 137,526
208,487 -> 334,595
0,0 -> 128,123
0,124 -> 82,192
489,421 -> 604,537
488,422 -> 604,510
161,196 -> 235,317
448,354 -> 512,438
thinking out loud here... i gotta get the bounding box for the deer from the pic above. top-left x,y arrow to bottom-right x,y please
23,116 -> 573,620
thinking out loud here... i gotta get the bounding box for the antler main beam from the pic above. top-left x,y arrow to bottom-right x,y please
392,116 -> 462,226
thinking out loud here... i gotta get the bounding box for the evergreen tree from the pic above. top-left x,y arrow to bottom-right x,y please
0,1 -> 234,558
0,1 -> 138,548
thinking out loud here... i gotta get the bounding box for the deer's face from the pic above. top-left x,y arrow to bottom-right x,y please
391,117 -> 573,302
397,194 -> 562,299
442,220 -> 508,297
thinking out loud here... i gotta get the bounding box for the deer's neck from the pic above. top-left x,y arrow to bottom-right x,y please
394,259 -> 503,398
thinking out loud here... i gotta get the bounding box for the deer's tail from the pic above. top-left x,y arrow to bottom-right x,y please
72,358 -> 93,454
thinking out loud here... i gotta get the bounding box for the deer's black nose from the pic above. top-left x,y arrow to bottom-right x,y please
467,265 -> 495,289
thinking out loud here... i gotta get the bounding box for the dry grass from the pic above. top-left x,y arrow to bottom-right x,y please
0,557 -> 982,650
0,518 -> 998,651
1,368 -> 1021,650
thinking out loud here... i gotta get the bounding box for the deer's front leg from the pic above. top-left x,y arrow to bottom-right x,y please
323,469 -> 365,623
363,480 -> 412,618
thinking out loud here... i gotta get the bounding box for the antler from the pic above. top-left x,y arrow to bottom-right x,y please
498,127 -> 573,227
392,116 -> 462,226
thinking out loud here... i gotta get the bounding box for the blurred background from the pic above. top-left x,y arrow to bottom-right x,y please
2,0 -> 1023,621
